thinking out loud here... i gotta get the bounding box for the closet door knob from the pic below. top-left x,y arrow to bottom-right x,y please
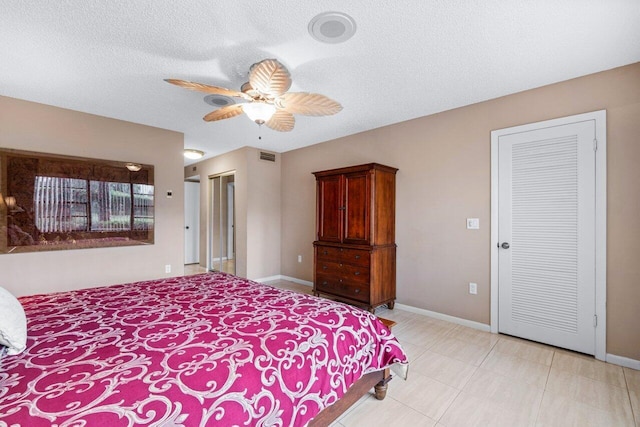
501,242 -> 510,249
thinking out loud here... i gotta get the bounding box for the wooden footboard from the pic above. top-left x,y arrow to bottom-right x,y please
308,368 -> 392,426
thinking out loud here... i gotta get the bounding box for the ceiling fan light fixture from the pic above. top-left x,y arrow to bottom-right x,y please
166,58 -> 341,133
184,149 -> 205,160
243,102 -> 276,125
308,12 -> 357,44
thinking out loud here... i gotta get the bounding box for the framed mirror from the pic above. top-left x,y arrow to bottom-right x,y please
1,148 -> 154,254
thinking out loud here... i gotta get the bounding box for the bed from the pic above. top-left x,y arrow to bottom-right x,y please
0,272 -> 408,426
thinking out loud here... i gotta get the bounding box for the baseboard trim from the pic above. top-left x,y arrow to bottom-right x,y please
253,275 -> 281,283
281,275 -> 313,287
253,275 -> 313,287
394,303 -> 491,332
606,353 -> 640,370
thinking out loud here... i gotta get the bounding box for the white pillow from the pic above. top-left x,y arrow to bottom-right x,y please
0,286 -> 27,355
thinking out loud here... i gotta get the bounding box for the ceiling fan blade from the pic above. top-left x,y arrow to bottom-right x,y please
249,59 -> 292,97
278,92 -> 343,116
266,109 -> 295,132
203,104 -> 245,122
165,79 -> 252,101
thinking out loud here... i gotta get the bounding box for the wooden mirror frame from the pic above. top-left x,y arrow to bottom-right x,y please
0,148 -> 154,254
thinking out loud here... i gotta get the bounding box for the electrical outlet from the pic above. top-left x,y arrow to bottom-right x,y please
466,218 -> 480,229
469,282 -> 477,295
165,264 -> 171,273
297,255 -> 302,263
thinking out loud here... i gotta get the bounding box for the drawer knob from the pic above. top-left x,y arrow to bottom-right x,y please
354,289 -> 360,294
339,279 -> 343,283
322,265 -> 328,270
339,263 -> 343,267
322,281 -> 328,285
323,250 -> 328,255
340,248 -> 343,252
355,255 -> 360,259
354,271 -> 360,276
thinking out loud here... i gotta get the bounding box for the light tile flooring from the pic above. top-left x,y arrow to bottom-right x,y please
184,263 -> 208,275
260,279 -> 640,427
184,262 -> 236,275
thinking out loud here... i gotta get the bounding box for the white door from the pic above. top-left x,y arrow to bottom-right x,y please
184,181 -> 200,265
492,111 -> 606,356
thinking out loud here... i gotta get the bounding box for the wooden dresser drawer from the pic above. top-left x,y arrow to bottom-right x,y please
316,261 -> 370,284
315,274 -> 369,303
316,246 -> 370,266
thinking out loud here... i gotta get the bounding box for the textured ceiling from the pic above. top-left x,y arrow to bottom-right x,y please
1,0 -> 639,164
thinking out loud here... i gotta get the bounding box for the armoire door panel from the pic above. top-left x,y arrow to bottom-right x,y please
317,175 -> 342,242
343,171 -> 370,245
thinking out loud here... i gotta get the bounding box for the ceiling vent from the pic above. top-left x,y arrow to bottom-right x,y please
259,151 -> 276,162
204,94 -> 236,108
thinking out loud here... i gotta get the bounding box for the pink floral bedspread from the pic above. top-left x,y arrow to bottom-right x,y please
0,272 -> 407,426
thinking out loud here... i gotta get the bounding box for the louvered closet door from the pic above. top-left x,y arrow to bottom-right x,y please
498,120 -> 596,354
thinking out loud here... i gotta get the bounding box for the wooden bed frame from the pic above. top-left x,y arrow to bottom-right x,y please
309,318 -> 396,427
309,318 -> 395,425
309,368 -> 392,426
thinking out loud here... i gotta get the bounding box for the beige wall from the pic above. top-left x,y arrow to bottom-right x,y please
184,147 -> 281,280
0,96 -> 185,297
281,63 -> 640,360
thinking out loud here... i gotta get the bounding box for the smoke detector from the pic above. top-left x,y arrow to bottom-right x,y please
308,12 -> 357,44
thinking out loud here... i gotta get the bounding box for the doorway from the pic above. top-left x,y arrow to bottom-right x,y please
209,173 -> 235,275
490,110 -> 606,359
184,178 -> 200,266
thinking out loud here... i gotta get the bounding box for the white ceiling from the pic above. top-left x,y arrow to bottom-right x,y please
1,1 -> 639,164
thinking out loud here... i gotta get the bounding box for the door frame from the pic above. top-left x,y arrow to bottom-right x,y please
183,178 -> 200,265
227,181 -> 235,260
490,110 -> 607,360
208,171 -> 236,274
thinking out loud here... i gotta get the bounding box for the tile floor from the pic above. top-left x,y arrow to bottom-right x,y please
184,262 -> 237,275
184,264 -> 208,275
261,279 -> 640,427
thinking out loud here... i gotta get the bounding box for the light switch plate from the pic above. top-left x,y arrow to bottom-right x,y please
467,218 -> 479,229
469,282 -> 478,294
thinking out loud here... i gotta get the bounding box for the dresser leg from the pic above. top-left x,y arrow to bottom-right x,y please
387,301 -> 395,309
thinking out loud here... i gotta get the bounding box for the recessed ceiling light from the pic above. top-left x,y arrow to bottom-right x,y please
184,149 -> 205,160
204,94 -> 236,107
308,12 -> 357,44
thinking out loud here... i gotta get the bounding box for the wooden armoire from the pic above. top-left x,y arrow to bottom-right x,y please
312,163 -> 398,312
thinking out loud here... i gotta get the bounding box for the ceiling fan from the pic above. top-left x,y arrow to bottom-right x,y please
165,59 -> 342,132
